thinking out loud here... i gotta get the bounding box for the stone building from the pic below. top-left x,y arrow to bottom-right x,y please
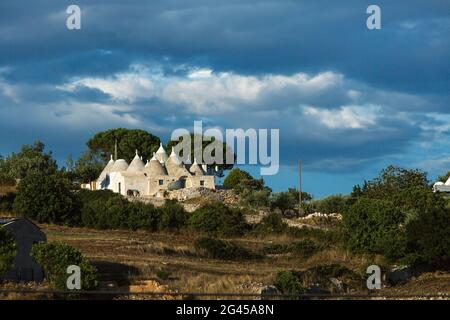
0,217 -> 46,282
86,144 -> 215,197
433,176 -> 450,193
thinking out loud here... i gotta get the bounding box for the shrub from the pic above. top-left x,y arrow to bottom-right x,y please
270,188 -> 313,212
194,237 -> 254,260
239,188 -> 271,207
290,240 -> 322,258
79,190 -> 159,231
128,201 -> 159,231
0,192 -> 16,213
254,212 -> 288,235
31,242 -> 98,290
13,173 -> 81,225
287,227 -> 341,246
77,189 -> 117,203
312,194 -> 349,214
273,271 -> 304,298
0,228 -> 16,278
342,198 -> 406,260
190,202 -> 248,237
405,206 -> 450,267
155,268 -> 172,281
158,201 -> 189,231
275,265 -> 364,295
262,240 -> 322,259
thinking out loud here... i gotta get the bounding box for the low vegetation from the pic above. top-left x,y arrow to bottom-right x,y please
194,237 -> 256,260
0,228 -> 16,278
190,202 -> 249,237
31,242 -> 98,290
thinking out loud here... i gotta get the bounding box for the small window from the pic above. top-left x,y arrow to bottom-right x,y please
200,180 -> 205,186
159,180 -> 164,186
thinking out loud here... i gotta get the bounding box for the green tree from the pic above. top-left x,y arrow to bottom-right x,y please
13,173 -> 81,225
167,133 -> 235,177
73,150 -> 106,184
0,141 -> 57,180
87,128 -> 161,163
223,168 -> 254,189
271,188 -> 313,212
0,228 -> 16,277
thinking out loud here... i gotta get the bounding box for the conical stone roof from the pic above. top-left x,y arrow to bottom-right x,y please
127,150 -> 145,172
110,159 -> 129,172
155,143 -> 168,164
189,158 -> 204,176
144,153 -> 168,176
98,155 -> 115,180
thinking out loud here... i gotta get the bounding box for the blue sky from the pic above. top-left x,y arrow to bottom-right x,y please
0,1 -> 449,198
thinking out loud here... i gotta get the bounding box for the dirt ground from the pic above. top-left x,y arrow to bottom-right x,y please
1,222 -> 448,300
1,223 -> 446,300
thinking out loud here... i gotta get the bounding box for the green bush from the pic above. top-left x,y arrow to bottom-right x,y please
128,201 -> 159,231
77,189 -> 117,203
194,237 -> 254,260
190,202 -> 248,237
31,242 -> 98,290
274,265 -> 363,295
405,206 -> 450,267
254,213 -> 288,235
239,188 -> 271,207
0,228 -> 16,278
262,240 -> 322,259
290,240 -> 322,258
80,194 -> 159,231
270,188 -> 313,212
342,198 -> 406,260
273,271 -> 304,298
287,226 -> 341,245
312,194 -> 349,214
0,192 -> 16,213
158,201 -> 189,231
13,173 -> 81,225
155,268 -> 172,281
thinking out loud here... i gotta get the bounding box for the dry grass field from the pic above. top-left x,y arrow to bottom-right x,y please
0,223 -> 442,300
1,220 -> 448,300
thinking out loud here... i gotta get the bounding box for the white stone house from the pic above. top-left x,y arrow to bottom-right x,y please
433,176 -> 450,193
85,144 -> 215,197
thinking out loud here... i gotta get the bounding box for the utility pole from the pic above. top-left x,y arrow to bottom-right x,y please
114,139 -> 118,160
298,160 -> 304,216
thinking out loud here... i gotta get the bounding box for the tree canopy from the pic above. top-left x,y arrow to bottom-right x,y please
13,173 -> 81,225
69,150 -> 106,184
223,168 -> 254,189
87,128 -> 161,163
167,133 -> 235,177
0,141 -> 57,181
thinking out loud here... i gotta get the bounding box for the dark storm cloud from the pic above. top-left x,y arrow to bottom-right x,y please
0,0 -> 448,94
0,0 -> 448,183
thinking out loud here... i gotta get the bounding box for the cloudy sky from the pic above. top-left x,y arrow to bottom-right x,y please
0,0 -> 449,197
